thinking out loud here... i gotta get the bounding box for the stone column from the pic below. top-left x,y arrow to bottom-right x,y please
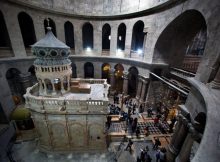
142,27 -> 148,59
109,68 -> 115,91
140,80 -> 148,102
93,23 -> 102,56
4,9 -> 26,57
74,23 -> 83,55
42,80 -> 47,95
51,80 -> 56,95
136,77 -> 143,100
110,25 -> 117,56
67,76 -> 70,91
211,65 -> 220,89
56,19 -> 65,43
60,79 -> 65,94
176,124 -> 202,162
93,62 -> 102,79
33,15 -> 45,41
124,24 -> 133,58
39,79 -> 44,95
166,114 -> 189,162
122,71 -> 128,95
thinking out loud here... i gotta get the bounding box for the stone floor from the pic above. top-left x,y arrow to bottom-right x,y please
11,138 -> 160,162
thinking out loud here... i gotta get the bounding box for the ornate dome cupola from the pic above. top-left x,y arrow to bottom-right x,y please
31,24 -> 72,96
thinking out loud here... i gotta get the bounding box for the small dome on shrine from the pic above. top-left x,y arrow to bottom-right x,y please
31,27 -> 71,66
32,27 -> 68,48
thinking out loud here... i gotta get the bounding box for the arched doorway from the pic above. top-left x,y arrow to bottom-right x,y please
6,68 -> 22,104
64,21 -> 75,49
117,23 -> 126,51
28,65 -> 37,84
0,10 -> 11,49
102,23 -> 111,53
44,18 -> 57,37
194,112 -> 206,134
101,63 -> 111,83
114,64 -> 124,93
82,23 -> 93,50
18,12 -> 36,55
71,63 -> 77,78
153,10 -> 207,73
131,20 -> 145,58
84,62 -> 94,78
128,66 -> 139,97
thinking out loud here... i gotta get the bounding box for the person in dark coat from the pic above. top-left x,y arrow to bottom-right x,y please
125,139 -> 133,152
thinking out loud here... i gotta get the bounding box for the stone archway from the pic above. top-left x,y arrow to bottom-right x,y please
128,66 -> 139,97
101,63 -> 111,83
6,68 -> 22,103
114,64 -> 124,93
153,10 -> 207,73
84,62 -> 94,78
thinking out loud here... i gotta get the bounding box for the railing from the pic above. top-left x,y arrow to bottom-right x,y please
182,55 -> 201,73
0,47 -> 14,58
24,82 -> 109,112
170,67 -> 196,78
130,50 -> 143,59
101,50 -> 110,56
71,78 -> 107,84
26,48 -> 32,56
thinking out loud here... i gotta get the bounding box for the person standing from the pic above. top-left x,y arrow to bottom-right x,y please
125,139 -> 133,152
106,115 -> 112,129
136,126 -> 141,138
155,149 -> 161,162
153,137 -> 161,150
132,118 -> 138,133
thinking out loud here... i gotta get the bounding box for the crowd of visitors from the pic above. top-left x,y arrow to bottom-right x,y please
106,94 -> 175,162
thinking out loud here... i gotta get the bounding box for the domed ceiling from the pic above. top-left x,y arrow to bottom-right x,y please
9,0 -> 175,18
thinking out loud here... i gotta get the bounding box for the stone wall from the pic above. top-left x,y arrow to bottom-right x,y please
32,112 -> 107,152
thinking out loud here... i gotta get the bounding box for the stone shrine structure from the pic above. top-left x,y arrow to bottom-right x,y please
24,27 -> 110,152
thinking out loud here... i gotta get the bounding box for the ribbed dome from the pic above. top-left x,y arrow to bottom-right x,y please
31,27 -> 71,66
32,28 -> 68,48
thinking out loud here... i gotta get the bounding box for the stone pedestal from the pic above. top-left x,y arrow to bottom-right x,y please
122,72 -> 128,95
210,65 -> 220,89
136,77 -> 142,100
166,114 -> 189,162
109,69 -> 115,91
176,124 -> 202,162
139,80 -> 148,102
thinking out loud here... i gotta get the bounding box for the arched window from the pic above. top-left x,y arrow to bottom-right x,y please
0,11 -> 11,48
82,23 -> 93,49
18,12 -> 36,47
102,23 -> 111,50
131,21 -> 145,53
84,62 -> 94,78
117,23 -> 126,50
44,18 -> 57,37
64,21 -> 75,48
